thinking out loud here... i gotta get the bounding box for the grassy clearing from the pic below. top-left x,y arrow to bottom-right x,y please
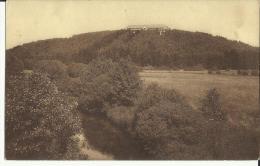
139,70 -> 259,128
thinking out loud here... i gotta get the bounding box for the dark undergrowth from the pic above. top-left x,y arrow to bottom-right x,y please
81,112 -> 150,160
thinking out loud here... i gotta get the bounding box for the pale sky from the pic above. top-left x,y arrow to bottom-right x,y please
6,0 -> 260,49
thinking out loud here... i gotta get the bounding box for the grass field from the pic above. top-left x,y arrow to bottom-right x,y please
139,70 -> 259,128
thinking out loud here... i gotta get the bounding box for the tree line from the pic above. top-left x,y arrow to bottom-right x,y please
7,29 -> 259,71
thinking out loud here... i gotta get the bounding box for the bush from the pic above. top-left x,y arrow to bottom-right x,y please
33,60 -> 71,93
23,58 -> 35,70
79,57 -> 141,113
134,99 -> 207,159
33,60 -> 68,80
67,63 -> 88,78
133,84 -> 209,159
106,106 -> 135,130
6,55 -> 24,76
135,83 -> 188,112
200,88 -> 258,159
63,134 -> 88,160
202,120 -> 259,159
201,88 -> 226,121
55,77 -> 83,97
216,125 -> 258,159
5,73 -> 82,159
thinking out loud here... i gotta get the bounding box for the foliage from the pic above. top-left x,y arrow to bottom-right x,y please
201,88 -> 226,121
200,88 -> 258,159
55,76 -> 83,97
79,57 -> 141,113
201,119 -> 259,159
63,134 -> 88,160
23,58 -> 35,70
135,83 -> 188,111
5,73 -> 82,159
106,106 -> 135,130
134,86 -> 258,159
32,60 -> 74,94
7,30 -> 258,71
67,63 -> 88,78
6,55 -> 24,75
33,60 -> 68,80
133,84 -> 208,159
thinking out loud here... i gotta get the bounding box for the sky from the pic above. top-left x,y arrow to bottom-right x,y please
6,0 -> 260,49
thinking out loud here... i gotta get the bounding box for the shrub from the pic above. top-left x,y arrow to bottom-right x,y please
23,58 -> 35,70
133,84 -> 209,159
201,88 -> 226,121
200,88 -> 258,159
33,60 -> 68,80
79,57 -> 141,113
67,63 -> 88,78
6,55 -> 24,76
135,83 -> 188,112
106,106 -> 135,130
5,73 -> 82,159
63,134 -> 88,160
215,125 -> 258,159
202,120 -> 259,159
55,77 -> 83,97
33,60 -> 71,93
134,100 -> 207,159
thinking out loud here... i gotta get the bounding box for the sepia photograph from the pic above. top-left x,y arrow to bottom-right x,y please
4,0 -> 260,161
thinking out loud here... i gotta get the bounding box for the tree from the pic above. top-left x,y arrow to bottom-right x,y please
201,88 -> 258,159
33,60 -> 68,80
134,84 -> 208,159
6,73 -> 83,159
67,62 -> 88,78
106,106 -> 135,130
79,57 -> 141,113
201,88 -> 226,121
224,49 -> 240,69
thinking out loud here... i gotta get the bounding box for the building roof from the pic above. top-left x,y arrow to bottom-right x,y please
126,24 -> 170,29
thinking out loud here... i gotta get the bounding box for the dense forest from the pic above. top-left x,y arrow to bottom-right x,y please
6,29 -> 259,70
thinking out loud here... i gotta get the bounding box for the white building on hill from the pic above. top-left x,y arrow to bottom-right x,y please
126,24 -> 170,35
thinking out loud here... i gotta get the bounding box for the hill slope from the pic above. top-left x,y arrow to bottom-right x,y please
7,29 -> 259,70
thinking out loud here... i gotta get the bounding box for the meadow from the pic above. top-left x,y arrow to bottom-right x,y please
139,70 -> 259,128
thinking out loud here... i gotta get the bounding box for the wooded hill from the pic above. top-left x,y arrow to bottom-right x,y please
7,29 -> 259,70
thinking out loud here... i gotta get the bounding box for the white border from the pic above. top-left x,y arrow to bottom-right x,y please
0,161 -> 258,166
0,1 -> 258,166
0,1 -> 5,164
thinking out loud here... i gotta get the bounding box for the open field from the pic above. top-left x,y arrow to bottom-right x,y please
139,70 -> 259,128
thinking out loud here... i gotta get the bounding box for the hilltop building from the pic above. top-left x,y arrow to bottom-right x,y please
126,24 -> 170,35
